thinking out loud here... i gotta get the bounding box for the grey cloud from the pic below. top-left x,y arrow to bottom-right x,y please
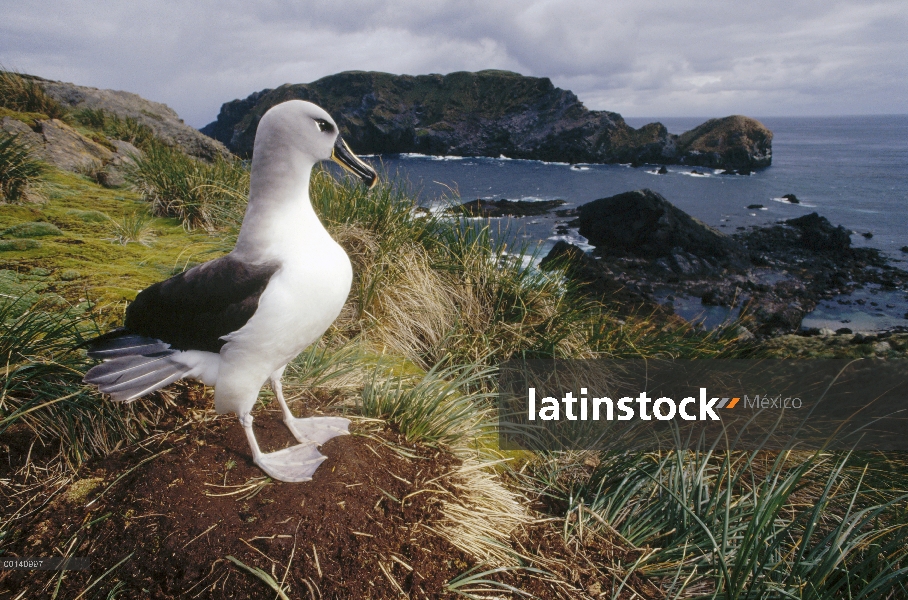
1,0 -> 905,127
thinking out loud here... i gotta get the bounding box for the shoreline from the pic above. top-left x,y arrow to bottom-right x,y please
449,190 -> 908,338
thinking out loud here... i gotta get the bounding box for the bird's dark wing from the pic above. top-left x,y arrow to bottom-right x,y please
124,255 -> 281,353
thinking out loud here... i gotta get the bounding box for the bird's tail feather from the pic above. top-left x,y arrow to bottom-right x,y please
82,331 -> 189,402
84,354 -> 189,402
86,333 -> 171,359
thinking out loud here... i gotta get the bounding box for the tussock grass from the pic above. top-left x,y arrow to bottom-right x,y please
360,360 -> 495,446
0,296 -> 162,468
0,132 -> 46,203
520,443 -> 908,598
431,458 -> 533,567
311,172 -> 613,368
0,69 -> 68,120
72,108 -> 156,151
106,210 -> 155,246
125,140 -> 249,230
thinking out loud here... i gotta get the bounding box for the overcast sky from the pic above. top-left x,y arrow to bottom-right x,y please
2,1 -> 906,128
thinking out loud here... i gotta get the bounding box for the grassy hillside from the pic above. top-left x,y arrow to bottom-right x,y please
2,75 -> 906,599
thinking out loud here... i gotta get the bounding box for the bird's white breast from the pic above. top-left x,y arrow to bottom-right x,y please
224,232 -> 352,371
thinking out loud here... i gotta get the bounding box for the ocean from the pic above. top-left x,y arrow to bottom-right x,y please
363,115 -> 908,331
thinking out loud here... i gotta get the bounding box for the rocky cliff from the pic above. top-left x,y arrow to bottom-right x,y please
202,70 -> 772,169
36,77 -> 228,160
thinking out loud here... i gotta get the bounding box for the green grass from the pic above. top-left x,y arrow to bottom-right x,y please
0,131 -> 46,203
0,169 -> 219,312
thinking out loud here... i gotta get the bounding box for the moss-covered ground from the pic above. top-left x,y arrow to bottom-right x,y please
0,169 -> 221,322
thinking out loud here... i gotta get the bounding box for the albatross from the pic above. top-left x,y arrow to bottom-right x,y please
82,100 -> 377,483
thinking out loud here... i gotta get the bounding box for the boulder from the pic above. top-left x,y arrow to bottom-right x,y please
748,300 -> 805,334
571,189 -> 745,265
785,213 -> 851,254
1,116 -> 42,146
34,119 -> 114,171
782,193 -> 799,204
97,140 -> 142,187
657,165 -> 668,174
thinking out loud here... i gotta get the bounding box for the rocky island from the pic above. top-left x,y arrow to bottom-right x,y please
201,70 -> 772,170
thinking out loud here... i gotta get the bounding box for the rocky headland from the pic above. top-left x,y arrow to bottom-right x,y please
538,189 -> 908,337
201,70 -> 772,170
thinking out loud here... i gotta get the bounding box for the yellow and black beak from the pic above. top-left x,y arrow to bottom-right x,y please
331,137 -> 378,189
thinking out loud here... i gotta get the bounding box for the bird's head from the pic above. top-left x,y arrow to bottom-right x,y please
255,100 -> 378,189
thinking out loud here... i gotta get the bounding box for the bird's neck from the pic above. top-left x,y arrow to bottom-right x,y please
234,149 -> 327,261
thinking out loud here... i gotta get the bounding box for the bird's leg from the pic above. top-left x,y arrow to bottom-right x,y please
270,367 -> 295,423
239,411 -> 326,483
240,412 -> 264,463
270,368 -> 350,445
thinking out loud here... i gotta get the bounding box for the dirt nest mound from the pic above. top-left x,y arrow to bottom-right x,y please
6,407 -> 483,598
3,389 -> 662,599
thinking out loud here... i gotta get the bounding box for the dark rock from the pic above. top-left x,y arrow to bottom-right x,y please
539,241 -> 587,270
749,301 -> 804,333
900,246 -> 908,253
721,169 -> 736,175
447,198 -> 565,218
861,232 -> 873,239
747,204 -> 764,209
701,289 -> 732,306
572,189 -> 745,266
836,327 -> 853,335
690,170 -> 704,175
785,212 -> 851,254
737,167 -> 752,175
657,165 -> 668,174
782,193 -> 799,204
851,334 -> 865,344
201,71 -> 772,168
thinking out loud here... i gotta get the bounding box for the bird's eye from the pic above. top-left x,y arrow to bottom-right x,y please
314,118 -> 334,133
